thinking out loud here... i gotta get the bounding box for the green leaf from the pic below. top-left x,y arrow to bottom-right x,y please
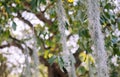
57,56 -> 64,71
112,36 -> 118,44
48,55 -> 56,65
12,21 -> 17,30
117,18 -> 120,30
78,66 -> 87,75
50,0 -> 55,2
104,3 -> 115,10
5,5 -> 11,14
30,0 -> 37,11
40,0 -> 46,4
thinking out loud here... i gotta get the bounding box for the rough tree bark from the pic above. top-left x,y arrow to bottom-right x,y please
87,0 -> 109,77
56,0 -> 76,77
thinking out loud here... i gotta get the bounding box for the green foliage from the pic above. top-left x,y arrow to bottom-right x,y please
77,66 -> 87,75
0,0 -> 120,77
48,55 -> 57,65
117,17 -> 120,30
0,30 -> 10,43
57,56 -> 65,71
0,54 -> 7,62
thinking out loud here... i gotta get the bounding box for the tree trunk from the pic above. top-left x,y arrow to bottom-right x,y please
48,63 -> 68,77
87,0 -> 109,77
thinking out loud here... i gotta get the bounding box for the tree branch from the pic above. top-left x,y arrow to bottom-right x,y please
16,12 -> 33,29
22,1 -> 53,26
0,44 -> 10,49
35,12 -> 53,26
0,38 -> 23,50
42,2 -> 54,13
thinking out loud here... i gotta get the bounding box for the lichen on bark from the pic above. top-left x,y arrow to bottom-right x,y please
87,0 -> 109,77
56,0 -> 76,77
